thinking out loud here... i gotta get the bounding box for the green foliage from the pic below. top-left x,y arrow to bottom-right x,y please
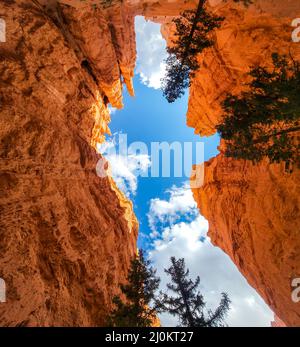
162,0 -> 224,103
108,250 -> 160,327
157,257 -> 231,327
217,53 -> 300,167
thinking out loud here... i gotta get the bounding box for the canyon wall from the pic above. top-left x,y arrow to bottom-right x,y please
193,156 -> 300,326
186,0 -> 300,326
185,0 -> 300,137
0,0 -> 299,326
138,0 -> 300,326
0,0 -> 138,326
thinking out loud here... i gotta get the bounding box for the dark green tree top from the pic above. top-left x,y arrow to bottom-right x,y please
217,53 -> 300,167
158,257 -> 231,327
108,250 -> 160,327
162,0 -> 224,103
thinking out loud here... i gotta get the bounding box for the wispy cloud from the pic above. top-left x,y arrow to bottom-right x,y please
135,17 -> 167,89
108,105 -> 117,114
148,182 -> 198,237
148,183 -> 274,327
97,133 -> 151,197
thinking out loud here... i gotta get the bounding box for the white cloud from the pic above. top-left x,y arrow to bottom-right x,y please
148,182 -> 198,236
97,134 -> 151,197
108,105 -> 117,114
135,17 -> 167,89
148,183 -> 274,327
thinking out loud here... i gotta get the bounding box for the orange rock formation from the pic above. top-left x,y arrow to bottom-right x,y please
193,156 -> 300,326
0,0 -> 299,326
145,0 -> 300,327
0,0 -> 138,326
271,315 -> 287,327
187,0 -> 300,327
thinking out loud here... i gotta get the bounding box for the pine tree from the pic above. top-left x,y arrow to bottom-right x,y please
217,53 -> 300,167
158,257 -> 231,327
108,250 -> 160,327
162,0 -> 224,103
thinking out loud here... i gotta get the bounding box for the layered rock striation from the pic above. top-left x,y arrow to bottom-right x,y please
0,0 -> 299,326
186,0 -> 300,327
0,0 -> 138,326
193,156 -> 300,326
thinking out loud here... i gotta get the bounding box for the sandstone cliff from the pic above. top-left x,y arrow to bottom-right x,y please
271,315 -> 287,328
0,0 -> 138,326
144,0 -> 300,326
186,0 -> 300,326
0,0 -> 299,327
193,156 -> 300,326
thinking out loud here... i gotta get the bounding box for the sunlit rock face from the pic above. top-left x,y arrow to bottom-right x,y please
143,0 -> 300,326
192,155 -> 300,326
139,0 -> 300,326
0,0 -> 138,326
160,0 -> 300,136
182,0 -> 300,327
61,2 -> 136,111
0,0 -> 299,327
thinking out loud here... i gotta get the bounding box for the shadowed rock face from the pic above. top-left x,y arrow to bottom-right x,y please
0,0 -> 299,326
0,0 -> 138,326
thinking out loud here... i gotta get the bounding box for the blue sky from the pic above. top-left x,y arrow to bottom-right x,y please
98,17 -> 274,327
108,75 -> 220,249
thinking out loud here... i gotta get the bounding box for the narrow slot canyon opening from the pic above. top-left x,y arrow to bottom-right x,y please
97,16 -> 274,327
1,0 -> 298,329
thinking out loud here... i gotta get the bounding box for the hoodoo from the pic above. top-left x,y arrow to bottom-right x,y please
0,0 -> 299,326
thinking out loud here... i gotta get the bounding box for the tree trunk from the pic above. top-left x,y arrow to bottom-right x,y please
174,268 -> 195,327
181,0 -> 206,66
